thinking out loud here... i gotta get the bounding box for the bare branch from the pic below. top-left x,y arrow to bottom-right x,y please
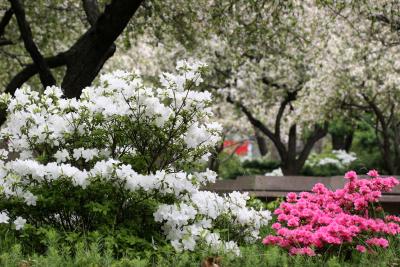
0,8 -> 13,37
370,14 -> 400,31
82,0 -> 100,26
61,0 -> 143,98
226,95 -> 287,158
7,0 -> 143,97
0,38 -> 12,46
5,53 -> 67,95
297,122 -> 328,167
9,0 -> 56,88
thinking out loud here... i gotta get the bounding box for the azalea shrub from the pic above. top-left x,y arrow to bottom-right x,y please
0,60 -> 271,256
302,150 -> 358,177
263,170 -> 400,256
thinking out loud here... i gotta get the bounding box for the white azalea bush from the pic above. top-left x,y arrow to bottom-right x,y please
0,61 -> 271,255
304,150 -> 358,176
306,150 -> 357,169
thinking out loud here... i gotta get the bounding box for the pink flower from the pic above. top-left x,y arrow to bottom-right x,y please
287,192 -> 297,203
366,237 -> 389,248
356,245 -> 366,253
272,223 -> 282,230
289,247 -> 316,256
344,171 -> 357,181
287,217 -> 300,227
367,170 -> 379,177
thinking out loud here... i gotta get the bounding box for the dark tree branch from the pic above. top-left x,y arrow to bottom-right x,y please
297,122 -> 328,168
61,0 -> 144,98
287,124 -> 297,160
0,39 -> 12,46
361,93 -> 395,174
82,0 -> 100,26
5,53 -> 67,95
275,99 -> 288,140
274,90 -> 298,140
226,95 -> 287,158
370,14 -> 400,31
262,77 -> 288,90
0,8 -> 13,37
9,0 -> 56,88
6,0 -> 144,98
254,127 -> 268,156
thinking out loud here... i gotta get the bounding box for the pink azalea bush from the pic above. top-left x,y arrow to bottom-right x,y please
263,170 -> 400,256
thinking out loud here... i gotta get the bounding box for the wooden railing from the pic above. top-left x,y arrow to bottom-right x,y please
205,175 -> 400,204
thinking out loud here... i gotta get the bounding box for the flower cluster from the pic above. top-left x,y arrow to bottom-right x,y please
154,191 -> 271,255
306,150 -> 357,169
0,211 -> 25,230
263,170 -> 400,256
264,168 -> 283,177
0,60 -> 271,254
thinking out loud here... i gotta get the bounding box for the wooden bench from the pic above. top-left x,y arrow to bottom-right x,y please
205,175 -> 400,213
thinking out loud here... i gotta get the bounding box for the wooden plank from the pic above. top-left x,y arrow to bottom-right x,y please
205,175 -> 400,203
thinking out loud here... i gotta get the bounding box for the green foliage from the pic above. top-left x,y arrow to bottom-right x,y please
351,120 -> 385,174
0,231 -> 400,266
216,153 -> 244,179
241,159 -> 281,175
301,163 -> 343,177
218,155 -> 281,179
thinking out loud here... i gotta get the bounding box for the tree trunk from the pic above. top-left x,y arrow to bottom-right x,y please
61,0 -> 144,98
280,124 -> 303,175
331,131 -> 353,152
208,140 -> 224,172
281,161 -> 302,176
254,128 -> 268,156
378,130 -> 395,175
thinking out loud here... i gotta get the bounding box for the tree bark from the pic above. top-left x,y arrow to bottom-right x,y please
61,0 -> 143,98
82,0 -> 101,25
254,128 -> 268,156
9,0 -> 56,88
362,94 -> 395,174
208,140 -> 224,172
331,131 -> 353,152
0,8 -> 13,37
5,0 -> 144,98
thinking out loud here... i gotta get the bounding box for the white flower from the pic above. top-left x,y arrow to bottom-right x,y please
0,211 -> 9,224
0,149 -> 8,160
54,149 -> 69,163
23,191 -> 37,206
265,168 -> 283,176
14,216 -> 26,230
182,236 -> 196,251
73,148 -> 99,162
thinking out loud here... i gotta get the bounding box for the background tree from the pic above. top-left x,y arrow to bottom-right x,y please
308,1 -> 400,174
111,0 -> 338,175
0,0 -> 144,123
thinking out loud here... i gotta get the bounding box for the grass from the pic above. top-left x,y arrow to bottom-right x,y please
1,239 -> 400,267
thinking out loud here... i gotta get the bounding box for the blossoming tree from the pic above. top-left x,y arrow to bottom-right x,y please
141,1 -> 337,175
307,1 -> 400,174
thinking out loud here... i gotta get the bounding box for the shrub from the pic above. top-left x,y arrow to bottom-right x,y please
302,150 -> 358,177
0,60 -> 271,256
218,156 -> 281,179
263,170 -> 400,256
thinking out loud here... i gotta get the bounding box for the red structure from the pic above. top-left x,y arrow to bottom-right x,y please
223,140 -> 250,156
